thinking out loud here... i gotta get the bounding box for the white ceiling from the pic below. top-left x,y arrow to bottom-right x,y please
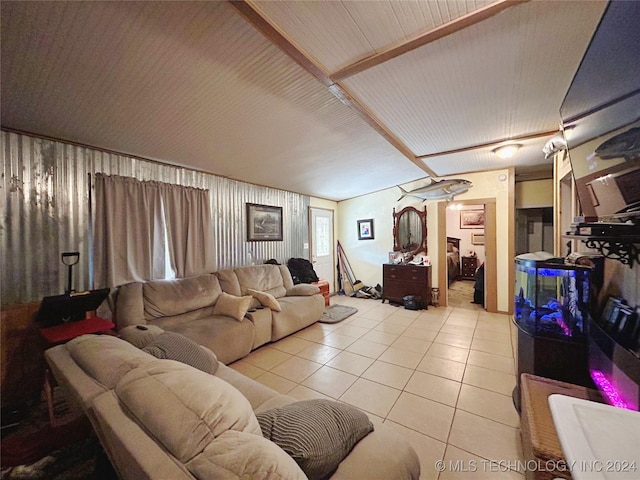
0,1 -> 608,201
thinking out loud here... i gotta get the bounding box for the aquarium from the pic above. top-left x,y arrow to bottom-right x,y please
514,252 -> 590,341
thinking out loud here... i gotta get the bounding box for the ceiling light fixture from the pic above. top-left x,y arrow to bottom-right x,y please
492,144 -> 522,159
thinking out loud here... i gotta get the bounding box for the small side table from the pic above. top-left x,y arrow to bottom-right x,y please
312,279 -> 330,307
40,316 -> 115,345
40,317 -> 115,425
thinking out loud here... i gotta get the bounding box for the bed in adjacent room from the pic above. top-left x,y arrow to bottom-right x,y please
446,237 -> 461,285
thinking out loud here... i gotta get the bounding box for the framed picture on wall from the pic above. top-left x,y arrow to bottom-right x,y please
246,203 -> 283,241
358,219 -> 374,240
471,232 -> 485,245
460,209 -> 485,229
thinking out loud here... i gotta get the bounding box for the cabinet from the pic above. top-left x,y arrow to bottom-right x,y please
461,256 -> 477,279
382,264 -> 431,307
312,279 -> 330,307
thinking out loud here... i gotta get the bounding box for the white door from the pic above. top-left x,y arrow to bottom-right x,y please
310,208 -> 335,292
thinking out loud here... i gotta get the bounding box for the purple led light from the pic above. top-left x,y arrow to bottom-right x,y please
590,369 -> 630,409
556,317 -> 572,337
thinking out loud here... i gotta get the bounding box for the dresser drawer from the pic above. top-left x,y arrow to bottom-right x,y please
383,265 -> 428,282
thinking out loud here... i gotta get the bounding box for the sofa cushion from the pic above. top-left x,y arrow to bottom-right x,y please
247,288 -> 282,312
167,315 -> 254,365
119,324 -> 165,348
142,332 -> 219,374
271,295 -> 325,342
235,265 -> 287,298
116,361 -> 261,464
257,399 -> 374,480
214,269 -> 241,297
143,274 -> 222,321
212,292 -> 253,322
115,282 -> 146,328
187,430 -> 307,480
66,335 -> 154,390
286,284 -> 320,296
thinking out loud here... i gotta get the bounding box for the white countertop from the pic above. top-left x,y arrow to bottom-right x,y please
548,394 -> 640,480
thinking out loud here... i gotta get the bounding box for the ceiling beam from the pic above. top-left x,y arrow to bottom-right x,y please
330,0 -> 529,82
227,0 -> 332,87
228,0 -> 436,177
328,84 -> 437,176
415,129 -> 558,160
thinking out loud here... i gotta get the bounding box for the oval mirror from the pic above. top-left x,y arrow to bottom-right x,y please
393,206 -> 427,257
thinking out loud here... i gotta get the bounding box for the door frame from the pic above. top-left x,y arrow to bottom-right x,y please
308,207 -> 335,292
438,198 -> 498,313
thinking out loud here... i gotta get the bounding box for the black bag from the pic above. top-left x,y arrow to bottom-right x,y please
403,295 -> 423,310
287,258 -> 319,284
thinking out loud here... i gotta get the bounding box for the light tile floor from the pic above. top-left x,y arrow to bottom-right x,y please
230,296 -> 524,480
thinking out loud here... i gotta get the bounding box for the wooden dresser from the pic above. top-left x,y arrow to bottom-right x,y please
382,264 -> 432,308
461,256 -> 478,279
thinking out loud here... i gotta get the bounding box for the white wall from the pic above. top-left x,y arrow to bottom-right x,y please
338,169 -> 513,311
516,179 -> 553,208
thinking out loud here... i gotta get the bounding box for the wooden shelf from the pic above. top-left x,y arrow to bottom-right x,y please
564,234 -> 640,267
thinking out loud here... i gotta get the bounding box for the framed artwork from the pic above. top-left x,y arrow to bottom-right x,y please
460,209 -> 485,229
358,219 -> 374,240
471,232 -> 485,245
246,203 -> 283,241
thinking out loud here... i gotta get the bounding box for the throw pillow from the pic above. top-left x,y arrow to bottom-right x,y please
286,284 -> 320,296
142,332 -> 219,374
212,292 -> 253,322
257,399 -> 374,480
119,324 -> 165,349
247,288 -> 282,312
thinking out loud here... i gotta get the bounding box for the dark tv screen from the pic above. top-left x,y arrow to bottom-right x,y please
560,1 -> 640,224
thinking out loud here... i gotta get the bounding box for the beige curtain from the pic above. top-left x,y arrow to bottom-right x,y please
160,182 -> 215,278
93,174 -> 164,287
93,174 -> 214,288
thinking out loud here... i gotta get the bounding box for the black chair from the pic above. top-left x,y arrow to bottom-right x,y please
473,263 -> 485,307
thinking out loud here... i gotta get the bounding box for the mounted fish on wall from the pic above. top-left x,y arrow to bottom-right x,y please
397,178 -> 472,202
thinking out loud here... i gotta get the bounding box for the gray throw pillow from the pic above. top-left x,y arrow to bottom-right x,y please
142,332 -> 218,374
256,399 -> 374,480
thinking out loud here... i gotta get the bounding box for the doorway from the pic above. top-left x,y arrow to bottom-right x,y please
515,207 -> 553,256
310,208 -> 335,292
438,199 -> 498,313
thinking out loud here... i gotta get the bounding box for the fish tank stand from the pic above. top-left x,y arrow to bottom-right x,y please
512,252 -> 593,411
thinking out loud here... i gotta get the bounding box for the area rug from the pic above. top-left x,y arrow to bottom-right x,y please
447,280 -> 483,311
318,305 -> 358,324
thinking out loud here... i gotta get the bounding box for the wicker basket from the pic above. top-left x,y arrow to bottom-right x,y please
520,374 -> 602,480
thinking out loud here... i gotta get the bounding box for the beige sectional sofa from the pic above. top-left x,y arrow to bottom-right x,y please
45,334 -> 420,480
115,264 -> 325,364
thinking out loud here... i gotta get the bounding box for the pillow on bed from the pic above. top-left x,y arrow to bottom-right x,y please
452,246 -> 459,253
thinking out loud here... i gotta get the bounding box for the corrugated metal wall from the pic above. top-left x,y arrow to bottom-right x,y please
1,131 -> 309,305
